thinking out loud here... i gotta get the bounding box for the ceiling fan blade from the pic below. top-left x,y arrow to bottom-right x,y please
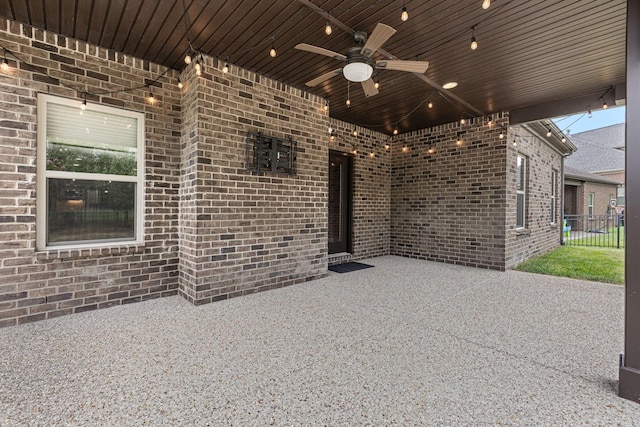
305,69 -> 343,87
361,23 -> 397,57
295,43 -> 347,61
376,60 -> 429,74
361,78 -> 379,98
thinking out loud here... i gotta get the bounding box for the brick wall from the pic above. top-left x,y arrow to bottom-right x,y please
583,182 -> 618,216
177,56 -> 329,305
505,124 -> 563,269
0,16 -> 569,326
0,20 -> 181,326
599,171 -> 625,184
564,185 -> 578,215
390,115 -> 508,270
326,121 -> 391,264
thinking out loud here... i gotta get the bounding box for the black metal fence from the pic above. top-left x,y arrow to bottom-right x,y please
563,214 -> 624,249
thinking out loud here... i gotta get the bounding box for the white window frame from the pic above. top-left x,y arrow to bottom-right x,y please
36,94 -> 145,250
617,186 -> 625,207
516,155 -> 526,229
588,192 -> 594,219
550,170 -> 557,223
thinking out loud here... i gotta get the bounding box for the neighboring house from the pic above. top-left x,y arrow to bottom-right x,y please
564,123 -> 625,209
564,166 -> 621,224
0,23 -> 575,325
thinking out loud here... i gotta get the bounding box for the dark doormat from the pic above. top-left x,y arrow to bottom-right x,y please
328,262 -> 374,273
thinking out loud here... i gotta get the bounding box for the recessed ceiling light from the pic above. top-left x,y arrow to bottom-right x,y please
442,82 -> 458,89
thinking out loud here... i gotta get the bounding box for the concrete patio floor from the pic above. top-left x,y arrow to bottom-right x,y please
1,255 -> 639,425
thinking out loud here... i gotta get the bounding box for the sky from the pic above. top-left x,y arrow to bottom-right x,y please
552,106 -> 625,135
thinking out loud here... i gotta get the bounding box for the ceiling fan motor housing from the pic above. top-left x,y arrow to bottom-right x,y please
343,47 -> 374,82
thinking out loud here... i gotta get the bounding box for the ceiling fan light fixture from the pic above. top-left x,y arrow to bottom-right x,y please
343,62 -> 373,82
442,81 -> 458,89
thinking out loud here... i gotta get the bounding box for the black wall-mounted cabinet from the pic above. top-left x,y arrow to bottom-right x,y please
246,132 -> 297,176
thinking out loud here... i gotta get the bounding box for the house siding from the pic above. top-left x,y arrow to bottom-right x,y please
326,121 -> 391,264
0,20 -> 181,326
0,18 -> 567,326
505,125 -> 563,269
177,56 -> 329,305
390,116 -> 509,270
0,20 -> 396,325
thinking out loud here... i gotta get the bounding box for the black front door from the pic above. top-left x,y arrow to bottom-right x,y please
328,151 -> 352,254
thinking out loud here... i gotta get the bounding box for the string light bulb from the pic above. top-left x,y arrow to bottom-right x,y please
324,100 -> 329,111
470,36 -> 478,51
384,143 -> 390,150
177,78 -> 183,89
184,54 -> 192,65
588,108 -> 592,118
325,18 -> 332,35
346,99 -> 351,107
428,147 -> 434,154
460,118 -> 466,125
482,0 -> 491,9
374,80 -> 380,89
470,26 -> 478,50
499,130 -> 505,139
222,63 -> 229,73
401,5 -> 409,21
269,41 -> 277,58
80,98 -> 87,111
393,127 -> 399,135
428,101 -> 433,109
546,128 -> 552,137
603,100 -> 609,109
1,53 -> 8,72
353,129 -> 358,137
148,91 -> 155,104
195,61 -> 202,76
561,135 -> 567,143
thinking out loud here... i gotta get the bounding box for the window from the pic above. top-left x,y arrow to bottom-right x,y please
37,95 -> 144,250
516,155 -> 526,228
617,186 -> 625,207
550,170 -> 557,223
588,193 -> 594,219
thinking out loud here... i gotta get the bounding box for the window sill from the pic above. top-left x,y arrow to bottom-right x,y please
36,243 -> 146,262
514,228 -> 531,236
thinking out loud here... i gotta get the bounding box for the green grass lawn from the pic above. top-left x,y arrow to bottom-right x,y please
515,246 -> 624,285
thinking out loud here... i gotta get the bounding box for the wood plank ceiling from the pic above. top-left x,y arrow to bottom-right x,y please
0,0 -> 627,135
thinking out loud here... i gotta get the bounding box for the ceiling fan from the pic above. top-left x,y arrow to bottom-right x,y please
295,23 -> 429,98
